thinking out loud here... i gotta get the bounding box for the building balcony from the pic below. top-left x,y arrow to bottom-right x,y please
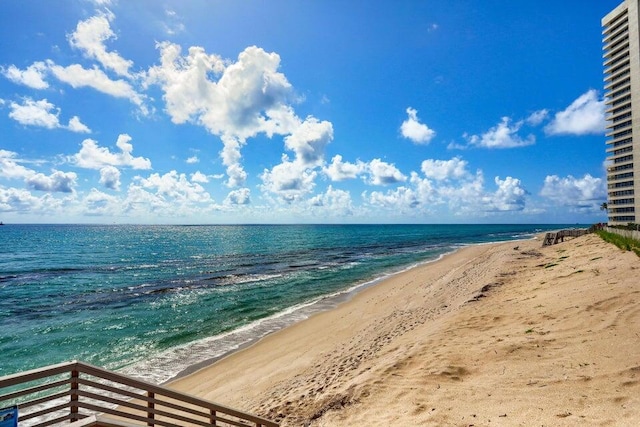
603,43 -> 630,65
604,67 -> 630,84
603,50 -> 629,69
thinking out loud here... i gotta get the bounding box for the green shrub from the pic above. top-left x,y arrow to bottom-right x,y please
595,230 -> 640,257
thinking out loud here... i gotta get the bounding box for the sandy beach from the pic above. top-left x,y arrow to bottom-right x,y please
168,233 -> 640,426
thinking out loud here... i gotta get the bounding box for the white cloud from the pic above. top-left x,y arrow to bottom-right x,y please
163,8 -> 186,35
68,12 -> 133,77
9,98 -> 60,129
74,134 -> 152,170
133,171 -> 213,204
48,62 -> 148,114
367,186 -> 420,209
309,186 -> 354,216
284,117 -> 333,167
466,117 -> 535,149
421,157 -> 469,181
224,188 -> 251,205
400,107 -> 436,144
366,159 -> 407,185
186,156 -> 199,164
486,176 -> 527,211
1,62 -> 49,89
99,165 -> 121,190
8,98 -> 89,133
146,43 -> 301,187
0,187 -> 38,212
26,170 -> 77,193
190,171 -> 209,183
260,158 -> 317,202
540,174 -> 605,208
545,90 -> 606,136
323,155 -> 365,181
431,171 -> 485,214
67,116 -> 91,133
0,151 -> 35,180
363,158 -> 529,216
526,109 -> 549,126
83,188 -> 121,216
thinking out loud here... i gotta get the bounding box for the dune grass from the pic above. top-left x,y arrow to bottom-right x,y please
595,230 -> 640,257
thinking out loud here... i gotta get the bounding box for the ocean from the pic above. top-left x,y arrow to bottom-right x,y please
0,224 -> 567,384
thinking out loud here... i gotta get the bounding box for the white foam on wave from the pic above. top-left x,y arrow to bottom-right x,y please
119,247 -> 457,386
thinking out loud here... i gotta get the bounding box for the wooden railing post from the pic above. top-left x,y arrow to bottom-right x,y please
1,361 -> 278,427
147,391 -> 154,426
70,369 -> 79,422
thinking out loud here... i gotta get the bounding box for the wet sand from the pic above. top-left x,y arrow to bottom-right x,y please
168,233 -> 640,426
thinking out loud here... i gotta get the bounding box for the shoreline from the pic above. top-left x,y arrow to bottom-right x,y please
166,239 -> 521,422
165,249 -> 455,382
142,236 -> 530,385
167,233 -> 640,426
125,244 -> 464,385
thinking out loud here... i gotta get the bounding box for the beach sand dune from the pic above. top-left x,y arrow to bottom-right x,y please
169,234 -> 640,426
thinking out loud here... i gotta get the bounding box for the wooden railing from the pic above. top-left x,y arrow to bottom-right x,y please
542,228 -> 589,246
0,361 -> 278,427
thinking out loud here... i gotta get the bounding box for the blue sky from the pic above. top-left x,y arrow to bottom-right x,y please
0,0 -> 620,224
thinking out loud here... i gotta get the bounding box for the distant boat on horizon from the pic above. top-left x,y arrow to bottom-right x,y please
0,221 -> 4,226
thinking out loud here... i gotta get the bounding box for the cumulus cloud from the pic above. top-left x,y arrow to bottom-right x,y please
7,98 -> 90,132
68,12 -> 133,77
260,158 -> 317,202
486,176 -> 527,211
0,150 -> 37,180
466,117 -> 535,149
26,170 -> 77,193
67,116 -> 91,133
133,171 -> 212,204
309,186 -> 354,216
190,171 -> 209,183
146,43 -> 304,187
323,155 -> 365,181
74,134 -> 152,170
99,165 -> 121,190
0,187 -> 42,212
284,117 -> 333,167
540,174 -> 605,208
1,62 -> 49,89
48,62 -> 148,114
400,107 -> 436,144
545,90 -> 606,136
83,188 -> 121,216
367,186 -> 420,210
366,159 -> 407,185
8,98 -> 60,129
224,188 -> 251,205
421,157 -> 469,181
363,156 -> 528,216
186,156 -> 199,164
526,109 -> 549,126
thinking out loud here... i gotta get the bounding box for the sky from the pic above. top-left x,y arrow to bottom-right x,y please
0,0 -> 622,224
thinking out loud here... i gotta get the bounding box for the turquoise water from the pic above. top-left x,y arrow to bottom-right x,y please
0,224 -> 568,383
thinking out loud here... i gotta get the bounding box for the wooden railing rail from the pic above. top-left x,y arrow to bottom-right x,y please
0,361 -> 278,427
542,228 -> 589,246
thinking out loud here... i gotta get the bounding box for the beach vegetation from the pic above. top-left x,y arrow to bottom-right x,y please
595,230 -> 640,258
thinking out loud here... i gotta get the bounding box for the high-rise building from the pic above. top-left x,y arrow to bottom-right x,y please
603,0 -> 639,225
